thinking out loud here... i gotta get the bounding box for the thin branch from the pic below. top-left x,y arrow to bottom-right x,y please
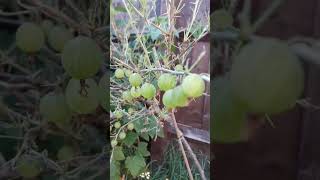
171,111 -> 207,180
252,0 -> 285,32
140,68 -> 210,82
171,111 -> 194,180
27,0 -> 91,34
181,136 -> 207,180
0,10 -> 33,16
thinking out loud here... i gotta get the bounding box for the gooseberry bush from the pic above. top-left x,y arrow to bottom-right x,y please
110,0 -> 209,179
212,1 -> 309,143
0,0 -> 108,179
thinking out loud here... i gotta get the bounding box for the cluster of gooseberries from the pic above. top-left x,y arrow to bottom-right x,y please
212,38 -> 304,143
15,20 -> 107,178
110,66 -> 206,143
110,64 -> 205,177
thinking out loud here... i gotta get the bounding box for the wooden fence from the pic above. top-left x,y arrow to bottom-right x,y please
212,0 -> 320,180
149,0 -> 211,162
112,0 -> 211,166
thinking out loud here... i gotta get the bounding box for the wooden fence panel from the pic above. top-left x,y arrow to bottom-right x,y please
212,0 -> 318,180
298,1 -> 320,179
151,0 -> 210,162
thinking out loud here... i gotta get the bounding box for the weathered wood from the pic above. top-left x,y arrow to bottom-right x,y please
150,0 -> 211,163
297,0 -> 320,179
165,122 -> 210,144
212,0 -> 317,180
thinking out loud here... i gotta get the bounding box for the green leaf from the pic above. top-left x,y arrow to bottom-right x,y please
111,160 -> 121,180
149,28 -> 162,41
113,146 -> 125,161
146,116 -> 158,138
136,142 -> 150,157
133,117 -> 144,133
123,131 -> 138,147
140,133 -> 149,141
125,155 -> 146,177
157,126 -> 165,138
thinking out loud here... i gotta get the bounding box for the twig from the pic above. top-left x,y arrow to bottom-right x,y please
27,0 -> 90,34
290,43 -> 320,66
252,0 -> 284,32
0,10 -> 33,16
1,60 -> 32,75
65,0 -> 89,25
10,126 -> 41,167
66,153 -> 106,177
141,68 -> 186,75
0,81 -> 34,90
171,111 -> 194,180
181,136 -> 207,180
140,68 -> 210,82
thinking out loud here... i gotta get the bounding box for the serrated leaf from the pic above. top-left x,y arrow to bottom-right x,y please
113,146 -> 125,161
140,133 -> 149,141
146,116 -> 158,138
123,131 -> 138,146
136,142 -> 150,157
133,117 -> 144,133
111,160 -> 121,180
125,155 -> 146,177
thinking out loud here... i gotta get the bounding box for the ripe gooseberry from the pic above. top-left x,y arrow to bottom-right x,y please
141,83 -> 156,100
130,86 -> 141,98
122,90 -> 133,102
157,73 -> 177,91
129,73 -> 143,87
41,19 -> 54,36
162,89 -> 175,109
39,92 -> 71,126
230,39 -> 304,114
65,78 -> 100,114
114,122 -> 121,129
62,36 -> 103,79
99,72 -> 110,111
119,132 -> 126,140
171,86 -> 189,107
57,145 -> 75,161
111,140 -> 118,147
114,110 -> 123,119
211,9 -> 233,31
115,68 -> 125,79
181,74 -> 205,98
16,22 -> 45,53
48,26 -> 73,52
16,157 -> 41,178
212,76 -> 249,143
127,122 -> 134,130
124,69 -> 133,77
